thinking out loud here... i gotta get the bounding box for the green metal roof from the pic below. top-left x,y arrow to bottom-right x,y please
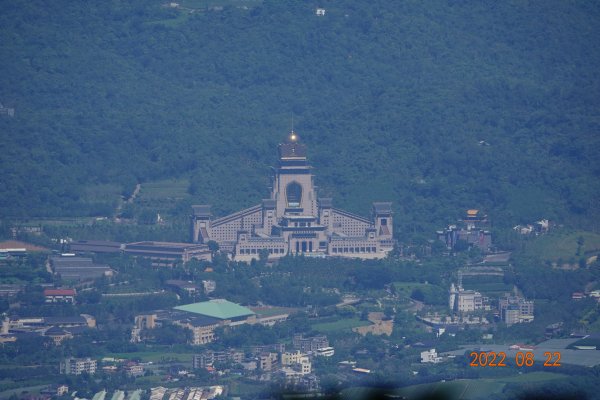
174,299 -> 255,320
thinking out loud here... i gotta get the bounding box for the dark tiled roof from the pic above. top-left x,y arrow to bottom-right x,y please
64,326 -> 89,335
211,204 -> 262,227
45,326 -> 70,336
186,315 -> 221,327
165,280 -> 198,289
318,198 -> 333,208
262,199 -> 276,208
51,256 -> 94,267
70,240 -> 122,253
279,142 -> 307,158
332,208 -> 371,225
165,309 -> 221,327
125,242 -> 208,253
44,316 -> 87,325
52,260 -> 113,280
192,205 -> 212,217
372,202 -> 392,214
44,289 -> 76,296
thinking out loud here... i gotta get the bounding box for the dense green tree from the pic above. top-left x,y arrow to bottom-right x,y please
0,0 -> 598,239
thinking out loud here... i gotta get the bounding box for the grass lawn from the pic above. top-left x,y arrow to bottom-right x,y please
522,230 -> 600,261
347,380 -> 506,400
396,380 -> 476,399
137,178 -> 190,201
496,371 -> 568,383
132,375 -> 164,386
311,318 -> 371,333
394,373 -> 567,400
392,282 -> 433,299
0,385 -> 48,399
462,282 -> 513,293
104,351 -> 194,363
250,306 -> 298,317
464,380 -> 507,399
228,380 -> 265,397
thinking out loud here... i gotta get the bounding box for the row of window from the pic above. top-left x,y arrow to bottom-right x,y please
332,216 -> 369,236
194,332 -> 215,344
239,248 -> 285,255
331,246 -> 377,253
293,222 -> 312,227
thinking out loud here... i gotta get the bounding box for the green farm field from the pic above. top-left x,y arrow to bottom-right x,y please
389,372 -> 568,400
311,318 -> 371,333
521,230 -> 600,261
137,178 -> 190,201
104,351 -> 194,363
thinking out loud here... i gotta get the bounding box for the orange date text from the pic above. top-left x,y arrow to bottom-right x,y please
469,351 -> 561,367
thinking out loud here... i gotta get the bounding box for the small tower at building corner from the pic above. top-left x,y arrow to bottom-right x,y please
372,202 -> 393,239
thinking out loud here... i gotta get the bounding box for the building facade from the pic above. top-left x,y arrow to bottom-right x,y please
499,294 -> 534,325
144,299 -> 288,345
124,241 -> 211,267
292,334 -> 329,353
437,209 -> 492,252
60,357 -> 97,375
420,349 -> 442,363
44,288 -> 76,304
449,283 -> 486,313
193,350 -> 244,369
191,132 -> 395,261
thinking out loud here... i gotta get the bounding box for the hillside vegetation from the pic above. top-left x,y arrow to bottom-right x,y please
1,0 -> 599,238
520,230 -> 600,263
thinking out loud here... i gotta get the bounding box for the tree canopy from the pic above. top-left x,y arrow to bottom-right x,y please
1,0 -> 599,237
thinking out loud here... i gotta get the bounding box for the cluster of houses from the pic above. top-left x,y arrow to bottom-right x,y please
498,293 -> 535,325
192,335 -> 332,391
60,356 -> 145,378
447,283 -> 534,326
572,290 -> 600,301
513,219 -> 551,235
59,334 -> 333,392
0,284 -> 98,345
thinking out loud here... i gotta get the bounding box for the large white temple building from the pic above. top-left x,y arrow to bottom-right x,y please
191,132 -> 395,261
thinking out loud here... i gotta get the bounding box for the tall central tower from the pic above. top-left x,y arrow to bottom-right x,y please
271,132 -> 317,219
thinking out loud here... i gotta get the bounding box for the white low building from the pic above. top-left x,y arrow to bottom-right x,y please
420,349 -> 442,363
315,346 -> 335,357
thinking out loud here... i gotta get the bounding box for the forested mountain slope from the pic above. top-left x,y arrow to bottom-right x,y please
1,0 -> 599,237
